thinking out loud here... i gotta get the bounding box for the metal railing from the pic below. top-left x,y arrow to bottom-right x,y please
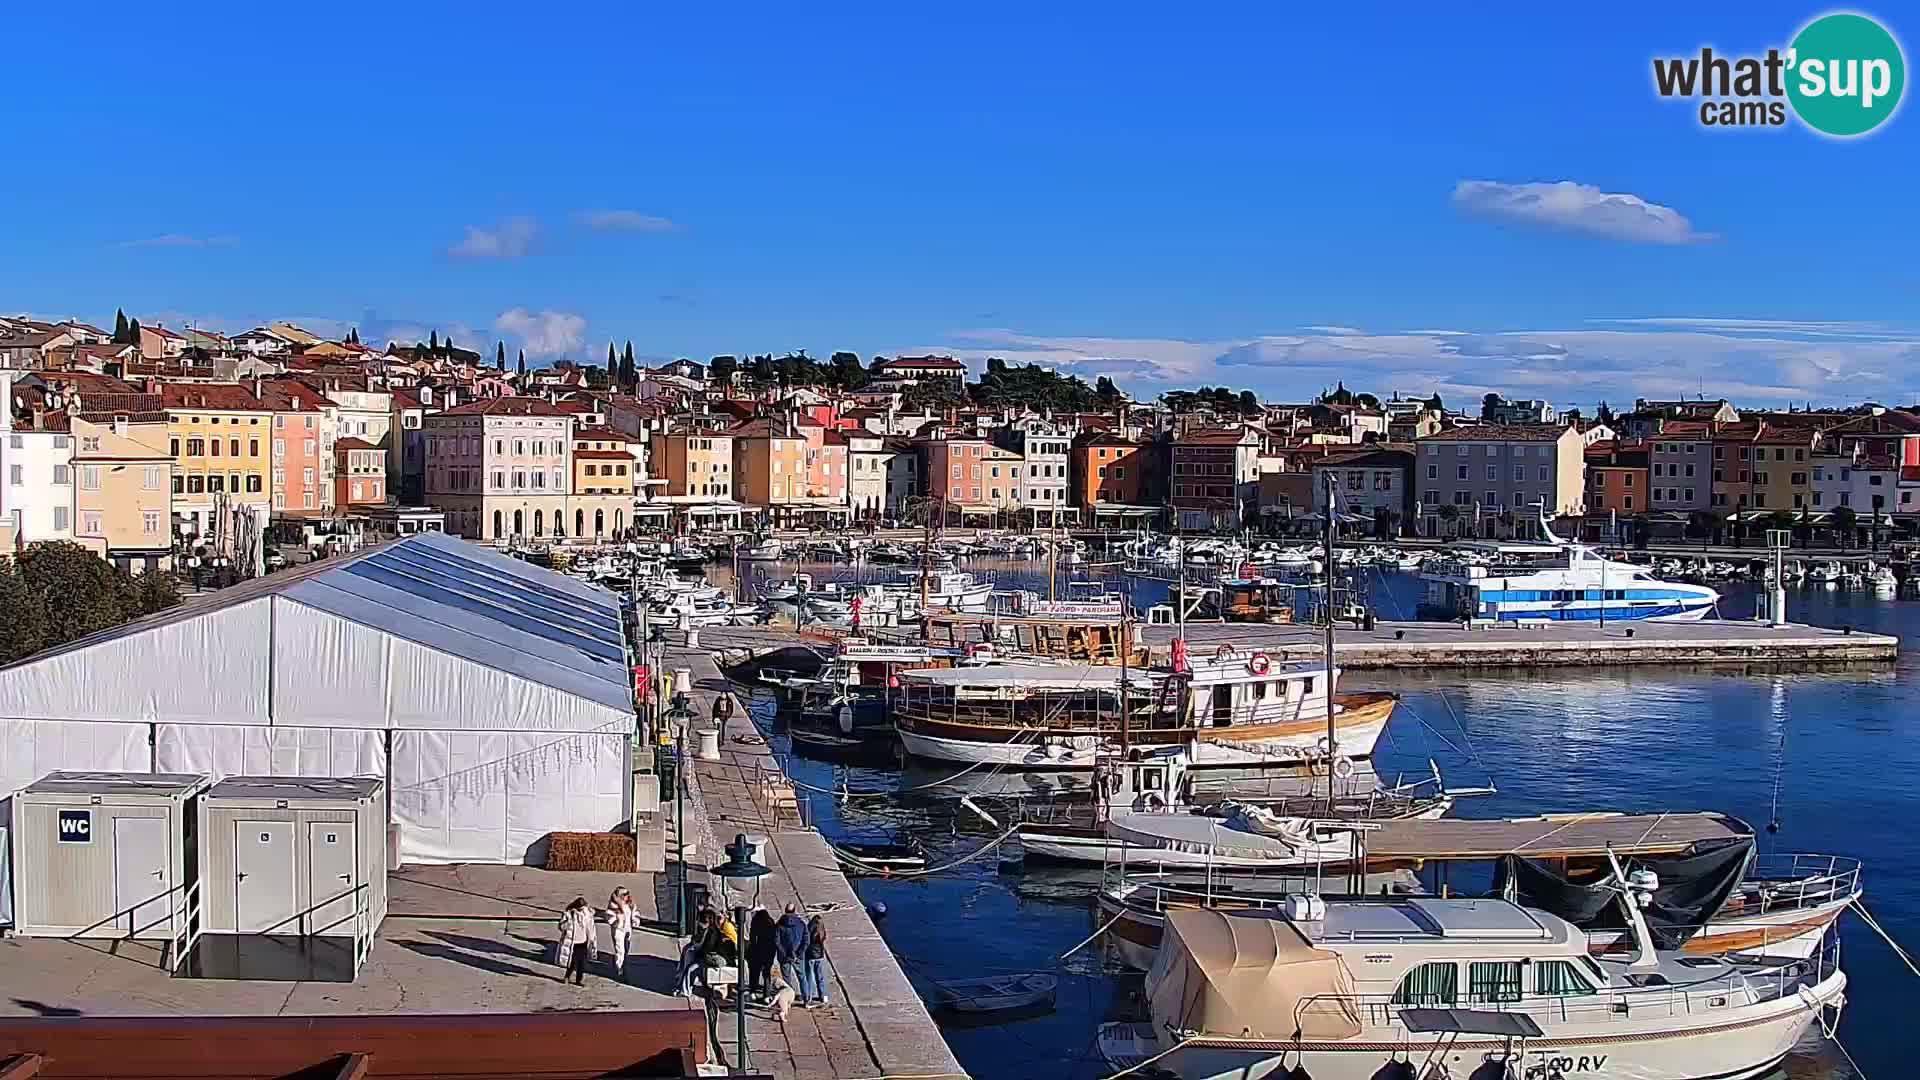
1737,853 -> 1863,915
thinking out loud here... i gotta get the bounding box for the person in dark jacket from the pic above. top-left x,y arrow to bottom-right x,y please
745,907 -> 779,1001
773,904 -> 812,1002
804,914 -> 831,1008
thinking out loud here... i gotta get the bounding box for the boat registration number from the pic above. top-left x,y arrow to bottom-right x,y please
1527,1054 -> 1608,1076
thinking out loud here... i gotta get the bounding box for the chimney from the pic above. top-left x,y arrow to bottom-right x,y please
419,385 -> 432,406
113,417 -> 129,437
251,375 -> 261,398
292,394 -> 301,411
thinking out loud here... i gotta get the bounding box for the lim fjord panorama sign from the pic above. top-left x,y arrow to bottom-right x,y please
1653,11 -> 1906,136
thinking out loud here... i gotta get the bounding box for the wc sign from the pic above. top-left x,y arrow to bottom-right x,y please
57,809 -> 92,844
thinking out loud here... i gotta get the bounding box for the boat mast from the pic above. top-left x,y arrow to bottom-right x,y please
1322,472 -> 1337,806
920,495 -> 934,643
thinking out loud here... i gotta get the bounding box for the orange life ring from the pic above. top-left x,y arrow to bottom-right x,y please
1247,652 -> 1271,675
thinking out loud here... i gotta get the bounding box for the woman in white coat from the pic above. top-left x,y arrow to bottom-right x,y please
604,886 -> 637,980
557,896 -> 595,985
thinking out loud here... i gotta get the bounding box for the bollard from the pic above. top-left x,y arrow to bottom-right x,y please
695,727 -> 722,760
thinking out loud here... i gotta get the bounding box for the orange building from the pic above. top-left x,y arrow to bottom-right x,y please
1072,432 -> 1151,512
1584,440 -> 1650,516
334,438 -> 388,508
729,417 -> 808,513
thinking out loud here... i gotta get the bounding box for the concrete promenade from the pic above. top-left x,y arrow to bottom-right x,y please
659,637 -> 968,1080
700,616 -> 1898,669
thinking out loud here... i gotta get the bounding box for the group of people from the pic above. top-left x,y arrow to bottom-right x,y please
556,887 -> 639,985
676,902 -> 832,1019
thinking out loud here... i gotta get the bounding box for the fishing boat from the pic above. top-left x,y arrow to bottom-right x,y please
1421,527 -> 1717,622
885,568 -> 992,612
927,972 -> 1058,1014
1098,868 -> 1846,1080
893,649 -> 1394,770
791,639 -> 967,734
737,536 -> 785,561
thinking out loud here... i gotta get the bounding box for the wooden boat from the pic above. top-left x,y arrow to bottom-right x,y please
831,838 -> 928,872
927,972 -> 1058,1013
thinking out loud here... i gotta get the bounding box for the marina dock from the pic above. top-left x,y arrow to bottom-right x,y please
657,636 -> 968,1080
702,616 -> 1898,669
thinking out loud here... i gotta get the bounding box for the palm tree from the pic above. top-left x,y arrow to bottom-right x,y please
1829,505 -> 1857,549
1436,503 -> 1460,539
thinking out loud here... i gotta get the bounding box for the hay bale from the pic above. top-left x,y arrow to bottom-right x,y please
545,831 -> 636,872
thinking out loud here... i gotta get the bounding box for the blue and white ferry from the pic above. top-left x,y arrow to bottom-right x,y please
1420,539 -> 1718,622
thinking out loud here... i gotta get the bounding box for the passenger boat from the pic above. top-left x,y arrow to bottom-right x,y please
893,645 -> 1395,770
927,972 -> 1058,1013
791,639 -> 966,735
1421,535 -> 1718,622
885,569 -> 992,612
1099,873 -> 1847,1080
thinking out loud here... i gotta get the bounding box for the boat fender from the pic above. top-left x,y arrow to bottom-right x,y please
838,705 -> 855,735
868,900 -> 888,918
1246,652 -> 1271,675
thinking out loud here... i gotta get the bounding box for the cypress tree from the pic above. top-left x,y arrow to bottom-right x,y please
127,317 -> 143,344
113,309 -> 129,343
607,342 -> 617,370
429,330 -> 439,352
496,341 -> 506,368
517,349 -> 527,380
621,342 -> 636,389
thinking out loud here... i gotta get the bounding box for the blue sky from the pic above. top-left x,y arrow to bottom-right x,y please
6,3 -> 1916,409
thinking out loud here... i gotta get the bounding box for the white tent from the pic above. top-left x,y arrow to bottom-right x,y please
0,532 -> 634,865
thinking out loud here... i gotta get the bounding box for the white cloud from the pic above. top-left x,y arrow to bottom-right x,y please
117,233 -> 238,249
923,320 -> 1920,408
1452,180 -> 1714,245
574,209 -> 678,233
448,217 -> 539,259
494,307 -> 587,357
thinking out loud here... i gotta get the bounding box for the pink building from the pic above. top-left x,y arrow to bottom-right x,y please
423,397 -> 572,543
925,434 -> 988,507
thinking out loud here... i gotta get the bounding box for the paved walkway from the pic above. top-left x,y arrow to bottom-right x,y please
659,638 -> 967,1080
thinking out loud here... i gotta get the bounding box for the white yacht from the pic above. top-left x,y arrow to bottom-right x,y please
1422,541 -> 1717,622
1101,870 -> 1846,1080
884,568 -> 992,612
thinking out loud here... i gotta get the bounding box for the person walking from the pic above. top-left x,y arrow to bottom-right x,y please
804,914 -> 832,1008
774,903 -> 811,1003
605,887 -> 637,981
746,906 -> 779,1001
557,897 -> 595,985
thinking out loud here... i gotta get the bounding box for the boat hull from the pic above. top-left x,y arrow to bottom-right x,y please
896,693 -> 1394,770
1104,970 -> 1842,1080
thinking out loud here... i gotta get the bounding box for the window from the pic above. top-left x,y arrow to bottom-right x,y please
54,506 -> 71,532
1532,960 -> 1596,997
208,474 -> 225,493
186,475 -> 204,493
1623,473 -> 1634,487
172,475 -> 184,494
1487,466 -> 1499,482
1624,495 -> 1633,509
1684,463 -> 1695,477
51,464 -> 70,485
1538,465 -> 1550,482
1391,962 -> 1458,1006
1511,465 -> 1522,482
6,465 -> 17,485
229,439 -> 240,457
302,469 -> 314,490
1593,472 -> 1606,488
143,511 -> 162,535
250,439 -> 260,456
1467,961 -> 1522,1004
210,439 -> 222,457
80,465 -> 98,490
1870,473 -> 1885,486
1456,465 -> 1468,480
1426,464 -> 1438,479
1485,490 -> 1498,506
1685,488 -> 1694,501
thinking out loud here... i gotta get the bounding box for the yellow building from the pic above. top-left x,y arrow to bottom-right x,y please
71,415 -> 174,573
569,425 -> 637,541
728,418 -> 807,518
160,383 -> 274,537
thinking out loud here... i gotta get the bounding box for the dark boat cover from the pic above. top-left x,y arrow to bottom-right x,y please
1491,836 -> 1755,948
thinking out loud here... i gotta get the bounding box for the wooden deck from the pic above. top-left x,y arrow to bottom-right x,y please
1366,811 -> 1749,860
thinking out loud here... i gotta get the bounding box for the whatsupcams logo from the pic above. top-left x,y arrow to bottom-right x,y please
1653,11 -> 1906,136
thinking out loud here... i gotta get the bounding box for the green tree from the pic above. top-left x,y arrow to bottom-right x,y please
1830,505 -> 1858,548
132,570 -> 183,615
429,330 -> 439,352
621,342 -> 637,389
517,348 -> 527,379
496,341 -> 506,368
1355,392 -> 1381,410
1095,376 -> 1121,405
1237,390 -> 1259,415
1481,392 -> 1502,420
0,564 -> 46,664
607,342 -> 617,372
829,351 -> 865,388
710,355 -> 739,384
112,309 -> 130,344
14,542 -> 138,647
348,327 -> 360,345
1425,393 -> 1444,412
127,317 -> 143,345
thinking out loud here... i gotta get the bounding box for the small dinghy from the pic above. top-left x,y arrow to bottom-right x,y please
929,972 -> 1058,1013
831,838 -> 928,872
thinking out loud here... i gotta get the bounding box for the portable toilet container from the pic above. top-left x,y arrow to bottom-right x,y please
198,776 -> 388,939
9,771 -> 210,940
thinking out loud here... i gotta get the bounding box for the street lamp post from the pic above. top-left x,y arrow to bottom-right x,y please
709,833 -> 771,1076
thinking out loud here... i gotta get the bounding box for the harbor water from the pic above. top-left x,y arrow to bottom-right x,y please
721,556 -> 1912,1079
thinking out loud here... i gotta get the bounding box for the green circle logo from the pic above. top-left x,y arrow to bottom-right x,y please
1787,12 -> 1906,136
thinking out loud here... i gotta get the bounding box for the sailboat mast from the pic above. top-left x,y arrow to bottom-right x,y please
1322,472 -> 1338,803
920,496 -> 934,644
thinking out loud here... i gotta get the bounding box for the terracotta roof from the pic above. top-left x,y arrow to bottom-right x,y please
1316,448 -> 1413,469
1826,411 -> 1920,437
876,355 -> 966,371
257,378 -> 337,412
334,437 -> 383,452
1182,427 -> 1259,446
1421,425 -> 1568,442
39,371 -> 141,395
159,383 -> 267,411
551,398 -> 599,413
572,425 -> 631,441
574,449 -> 632,461
726,418 -> 805,440
390,389 -> 423,410
442,396 -> 567,417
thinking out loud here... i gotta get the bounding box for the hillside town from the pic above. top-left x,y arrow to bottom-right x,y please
2,311 -> 1916,581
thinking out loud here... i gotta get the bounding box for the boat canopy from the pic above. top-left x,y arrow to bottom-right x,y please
1491,836 -> 1755,949
1147,908 -> 1362,1041
1367,812 -> 1750,860
896,663 -> 1132,693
